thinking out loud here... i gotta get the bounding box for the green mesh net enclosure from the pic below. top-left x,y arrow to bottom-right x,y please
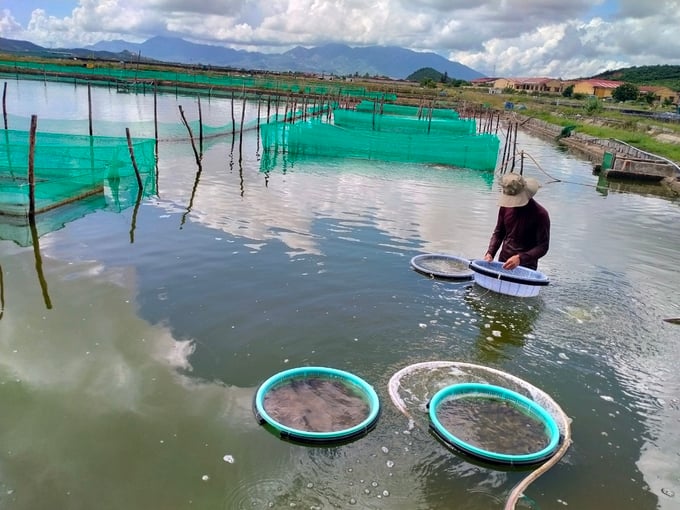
0,60 -> 396,101
260,109 -> 500,172
0,128 -> 157,217
354,100 -> 460,119
333,109 -> 476,135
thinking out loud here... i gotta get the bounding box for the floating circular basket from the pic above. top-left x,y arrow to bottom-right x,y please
428,383 -> 560,466
253,366 -> 380,445
410,254 -> 474,281
469,260 -> 549,297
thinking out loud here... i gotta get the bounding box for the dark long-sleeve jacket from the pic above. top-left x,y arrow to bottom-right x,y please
486,199 -> 550,270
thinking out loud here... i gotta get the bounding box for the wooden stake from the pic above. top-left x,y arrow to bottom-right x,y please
239,92 -> 246,163
88,82 -> 93,137
28,115 -> 37,216
2,82 -> 7,130
153,81 -> 158,145
231,90 -> 236,136
178,105 -> 201,167
197,95 -> 203,156
125,127 -> 144,190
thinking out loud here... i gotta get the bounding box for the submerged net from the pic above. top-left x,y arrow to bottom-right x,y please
263,375 -> 371,433
411,254 -> 473,279
0,128 -> 156,216
433,392 -> 552,456
387,361 -> 570,438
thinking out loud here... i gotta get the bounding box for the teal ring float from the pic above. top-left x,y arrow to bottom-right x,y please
254,366 -> 381,444
428,383 -> 561,465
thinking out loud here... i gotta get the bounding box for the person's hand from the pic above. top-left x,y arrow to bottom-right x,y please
483,253 -> 493,262
502,254 -> 521,270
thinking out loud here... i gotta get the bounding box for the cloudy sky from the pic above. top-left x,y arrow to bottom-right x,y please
1,0 -> 679,79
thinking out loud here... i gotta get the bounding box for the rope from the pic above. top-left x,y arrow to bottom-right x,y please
501,150 -> 601,189
387,361 -> 572,510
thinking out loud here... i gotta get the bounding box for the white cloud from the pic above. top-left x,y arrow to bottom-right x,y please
2,0 -> 680,77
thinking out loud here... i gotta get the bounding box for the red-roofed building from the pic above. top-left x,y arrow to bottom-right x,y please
491,77 -> 564,94
572,79 -> 624,98
639,85 -> 678,104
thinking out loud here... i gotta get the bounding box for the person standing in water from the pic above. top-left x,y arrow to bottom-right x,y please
484,173 -> 550,270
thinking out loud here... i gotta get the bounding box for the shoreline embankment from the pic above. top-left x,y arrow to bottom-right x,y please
511,115 -> 680,195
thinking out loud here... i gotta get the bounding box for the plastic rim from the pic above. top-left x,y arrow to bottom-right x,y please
410,254 -> 474,281
254,366 -> 381,444
428,383 -> 560,465
469,260 -> 549,286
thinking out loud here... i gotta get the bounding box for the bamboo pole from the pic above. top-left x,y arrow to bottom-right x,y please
28,115 -> 37,216
125,128 -> 144,190
197,95 -> 203,156
256,96 -> 262,131
0,262 -> 4,320
511,122 -> 518,171
231,90 -> 236,136
178,105 -> 201,167
239,92 -> 246,163
2,82 -> 7,130
87,82 -> 93,137
153,81 -> 158,145
500,122 -> 511,171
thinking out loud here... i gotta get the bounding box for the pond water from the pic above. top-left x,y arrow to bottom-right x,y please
1,78 -> 679,510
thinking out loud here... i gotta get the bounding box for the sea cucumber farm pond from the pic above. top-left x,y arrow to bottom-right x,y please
0,79 -> 679,510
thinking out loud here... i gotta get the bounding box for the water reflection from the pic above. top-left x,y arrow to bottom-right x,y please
464,285 -> 541,363
596,173 -> 679,198
0,252 -> 256,510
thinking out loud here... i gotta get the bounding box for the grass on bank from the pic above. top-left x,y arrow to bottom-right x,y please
429,86 -> 680,164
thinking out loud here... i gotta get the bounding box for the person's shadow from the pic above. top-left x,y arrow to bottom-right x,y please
464,285 -> 542,363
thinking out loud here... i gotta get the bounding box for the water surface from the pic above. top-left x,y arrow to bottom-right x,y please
0,79 -> 679,510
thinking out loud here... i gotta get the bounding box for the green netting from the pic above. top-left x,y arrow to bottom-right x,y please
0,60 -> 397,101
260,117 -> 500,171
1,128 -> 156,216
332,109 -> 476,135
4,113 -> 264,141
355,101 -> 460,119
4,99 -> 332,141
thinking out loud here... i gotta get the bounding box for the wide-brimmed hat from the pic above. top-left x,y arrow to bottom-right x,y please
498,173 -> 540,207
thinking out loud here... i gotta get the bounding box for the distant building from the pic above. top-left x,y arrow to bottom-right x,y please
639,85 -> 678,104
572,79 -> 623,98
470,77 -> 497,87
491,77 -> 564,94
472,75 -> 678,104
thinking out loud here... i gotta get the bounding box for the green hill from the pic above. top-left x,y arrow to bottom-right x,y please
406,67 -> 468,86
593,65 -> 680,91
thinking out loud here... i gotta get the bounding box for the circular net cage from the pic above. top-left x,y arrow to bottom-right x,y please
254,367 -> 380,445
388,362 -> 569,467
410,254 -> 474,281
428,383 -> 560,466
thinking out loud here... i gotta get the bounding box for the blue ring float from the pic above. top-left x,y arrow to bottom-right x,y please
410,253 -> 474,281
254,366 -> 381,444
428,383 -> 560,465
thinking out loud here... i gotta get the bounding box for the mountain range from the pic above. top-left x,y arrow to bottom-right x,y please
0,36 -> 484,81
